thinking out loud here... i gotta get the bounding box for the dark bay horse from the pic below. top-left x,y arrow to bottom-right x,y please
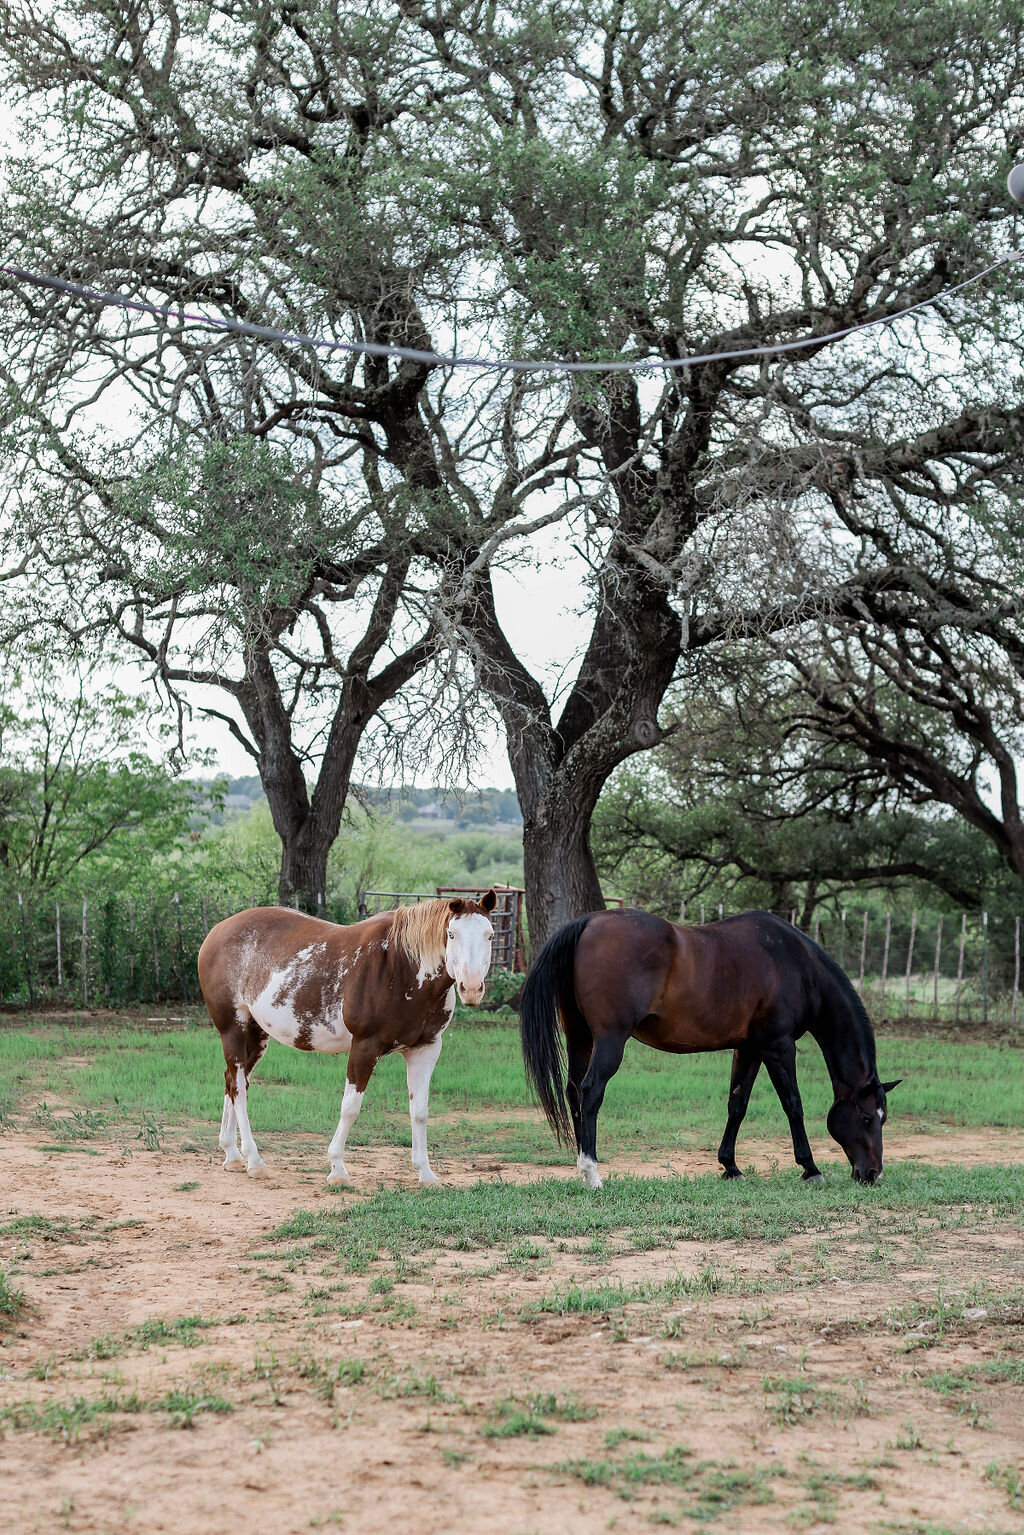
520,908 -> 899,1189
198,891 -> 496,1185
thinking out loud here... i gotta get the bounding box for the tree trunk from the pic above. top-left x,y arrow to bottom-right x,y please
278,820 -> 332,911
522,805 -> 606,955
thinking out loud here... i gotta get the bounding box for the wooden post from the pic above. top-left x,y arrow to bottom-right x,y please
18,893 -> 34,1008
173,891 -> 187,1001
904,910 -> 917,1019
880,912 -> 891,1013
128,897 -> 135,1000
790,908 -> 797,927
812,913 -> 820,947
955,913 -> 966,1022
55,901 -> 62,990
858,911 -> 868,993
150,894 -> 160,994
679,899 -> 686,923
700,903 -> 705,925
1012,916 -> 1020,1029
982,911 -> 989,1024
839,909 -> 847,970
932,914 -> 943,1018
81,897 -> 88,1008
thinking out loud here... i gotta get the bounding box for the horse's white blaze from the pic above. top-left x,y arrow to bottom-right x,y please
403,1036 -> 443,1185
577,1153 -> 603,1191
327,1081 -> 364,1183
446,913 -> 493,1003
245,944 -> 353,1054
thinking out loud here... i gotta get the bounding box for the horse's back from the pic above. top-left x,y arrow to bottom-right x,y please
197,908 -> 377,1039
574,907 -> 819,1052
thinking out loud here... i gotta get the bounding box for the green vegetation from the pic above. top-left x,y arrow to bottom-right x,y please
1,1020 -> 1021,1166
0,1270 -> 26,1329
266,1163 -> 1024,1274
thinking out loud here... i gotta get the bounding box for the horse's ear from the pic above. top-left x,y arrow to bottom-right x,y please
480,888 -> 497,913
448,899 -> 466,916
881,1078 -> 902,1093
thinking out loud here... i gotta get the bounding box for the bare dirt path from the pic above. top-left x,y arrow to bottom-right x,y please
1,1129 -> 1023,1535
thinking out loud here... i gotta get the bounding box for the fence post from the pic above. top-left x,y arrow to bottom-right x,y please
17,893 -> 34,1008
55,900 -> 62,991
955,913 -> 966,1023
81,897 -> 88,1008
128,897 -> 135,999
933,914 -> 943,1019
358,890 -> 366,918
858,911 -> 868,992
789,908 -> 797,927
904,910 -> 917,1020
679,899 -> 686,923
173,891 -> 188,1002
1013,916 -> 1020,1029
839,909 -> 847,970
880,913 -> 891,1014
700,903 -> 706,925
812,913 -> 820,947
982,911 -> 989,1024
150,894 -> 160,995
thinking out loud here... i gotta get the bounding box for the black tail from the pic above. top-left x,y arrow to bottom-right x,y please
519,914 -> 593,1146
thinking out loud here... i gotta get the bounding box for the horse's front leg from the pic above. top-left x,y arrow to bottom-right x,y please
762,1041 -> 823,1182
327,1041 -> 379,1186
402,1036 -> 444,1187
717,1045 -> 762,1179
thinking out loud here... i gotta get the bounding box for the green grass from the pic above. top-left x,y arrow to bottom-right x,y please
0,1270 -> 26,1329
264,1163 -> 1024,1273
1,1018 -> 1022,1163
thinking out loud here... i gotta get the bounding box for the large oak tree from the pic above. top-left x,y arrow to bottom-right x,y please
2,0 -> 1023,941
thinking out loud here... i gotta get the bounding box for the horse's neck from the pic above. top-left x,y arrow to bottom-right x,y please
812,994 -> 876,1094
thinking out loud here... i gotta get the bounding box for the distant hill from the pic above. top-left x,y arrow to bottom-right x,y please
198,777 -> 523,828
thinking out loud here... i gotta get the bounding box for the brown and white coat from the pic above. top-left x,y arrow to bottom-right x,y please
197,893 -> 496,1185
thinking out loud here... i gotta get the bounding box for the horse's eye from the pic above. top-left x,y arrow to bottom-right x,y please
860,1114 -> 874,1127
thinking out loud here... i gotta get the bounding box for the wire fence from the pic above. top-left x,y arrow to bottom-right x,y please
0,890 -> 1019,1025
677,902 -> 1021,1026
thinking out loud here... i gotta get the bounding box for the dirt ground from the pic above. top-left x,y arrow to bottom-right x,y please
1,1127 -> 1023,1535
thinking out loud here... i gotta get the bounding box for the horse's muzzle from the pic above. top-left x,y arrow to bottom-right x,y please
458,983 -> 485,1006
853,1166 -> 881,1184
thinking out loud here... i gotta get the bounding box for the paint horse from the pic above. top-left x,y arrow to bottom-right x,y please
197,892 -> 497,1184
520,908 -> 899,1190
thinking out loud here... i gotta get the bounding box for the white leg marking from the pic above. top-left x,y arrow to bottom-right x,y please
327,1081 -> 364,1185
577,1152 -> 603,1191
232,1066 -> 267,1178
404,1037 -> 443,1187
219,1093 -> 244,1170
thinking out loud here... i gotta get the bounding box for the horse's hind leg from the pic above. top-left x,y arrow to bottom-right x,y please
717,1046 -> 762,1179
220,1014 -> 268,1179
762,1039 -> 822,1182
576,1032 -> 628,1191
327,1040 -> 379,1186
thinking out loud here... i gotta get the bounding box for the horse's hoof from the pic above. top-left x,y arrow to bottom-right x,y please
326,1169 -> 352,1187
802,1170 -> 824,1183
247,1162 -> 269,1180
417,1170 -> 441,1187
222,1156 -> 245,1172
721,1167 -> 744,1180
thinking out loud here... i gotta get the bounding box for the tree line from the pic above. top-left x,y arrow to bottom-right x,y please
0,0 -> 1022,948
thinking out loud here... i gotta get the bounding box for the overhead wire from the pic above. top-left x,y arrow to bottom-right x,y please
0,252 -> 1020,375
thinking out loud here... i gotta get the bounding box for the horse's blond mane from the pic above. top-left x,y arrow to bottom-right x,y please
390,899 -> 450,976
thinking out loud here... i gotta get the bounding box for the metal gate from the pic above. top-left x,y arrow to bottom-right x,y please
357,885 -> 525,972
